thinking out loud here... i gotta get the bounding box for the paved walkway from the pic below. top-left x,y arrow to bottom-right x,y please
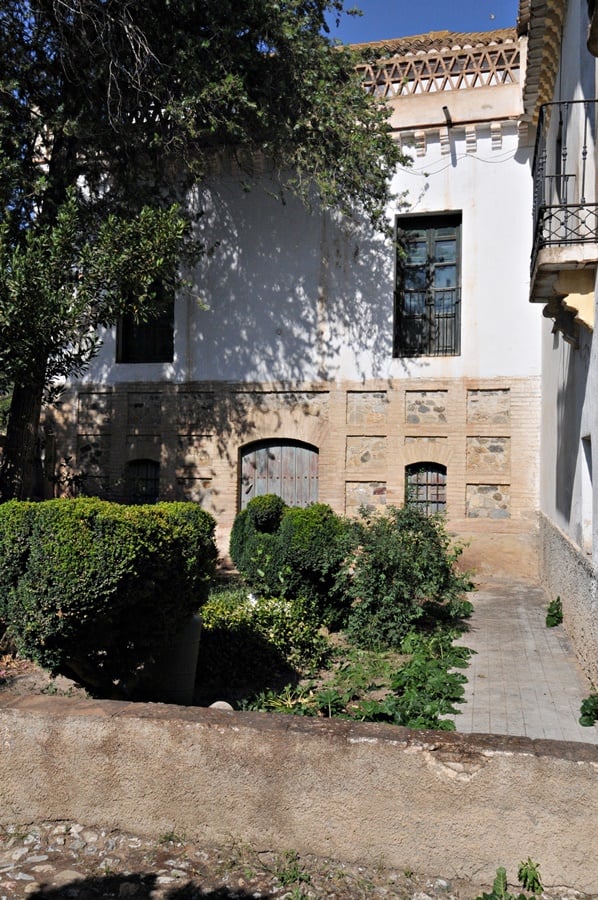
450,579 -> 598,743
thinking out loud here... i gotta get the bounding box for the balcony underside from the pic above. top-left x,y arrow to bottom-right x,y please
530,246 -> 597,344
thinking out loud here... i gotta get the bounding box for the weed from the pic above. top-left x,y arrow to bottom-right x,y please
287,888 -> 309,900
275,850 -> 311,887
0,825 -> 30,843
517,858 -> 543,894
476,861 -> 543,900
353,631 -> 473,730
579,693 -> 598,726
475,866 -> 524,900
248,627 -> 472,729
159,830 -> 185,844
545,596 -> 563,627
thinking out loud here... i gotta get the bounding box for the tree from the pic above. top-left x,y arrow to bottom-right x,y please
0,0 -> 405,500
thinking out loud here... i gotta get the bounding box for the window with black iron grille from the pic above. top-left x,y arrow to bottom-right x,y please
117,285 -> 174,364
405,462 -> 447,515
394,214 -> 462,357
125,459 -> 160,504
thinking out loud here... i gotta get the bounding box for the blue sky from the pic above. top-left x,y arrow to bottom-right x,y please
326,0 -> 520,44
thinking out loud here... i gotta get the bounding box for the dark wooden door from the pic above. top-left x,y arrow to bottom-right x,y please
240,441 -> 319,509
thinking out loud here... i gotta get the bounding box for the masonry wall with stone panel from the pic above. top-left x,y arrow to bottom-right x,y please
47,373 -> 540,572
0,697 -> 596,891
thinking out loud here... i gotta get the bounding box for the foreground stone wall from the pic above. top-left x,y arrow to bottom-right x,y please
540,513 -> 598,687
0,697 -> 597,891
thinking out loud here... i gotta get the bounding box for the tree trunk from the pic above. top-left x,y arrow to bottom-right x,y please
0,376 -> 45,501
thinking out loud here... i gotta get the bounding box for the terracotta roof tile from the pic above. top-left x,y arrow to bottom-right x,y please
349,27 -> 518,57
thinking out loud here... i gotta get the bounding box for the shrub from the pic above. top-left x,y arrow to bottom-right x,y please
245,493 -> 288,533
229,494 -> 288,585
0,500 -> 36,622
229,499 -> 352,626
195,582 -> 329,704
343,505 -> 471,650
201,584 -> 328,671
274,504 -> 352,624
1,498 -> 217,695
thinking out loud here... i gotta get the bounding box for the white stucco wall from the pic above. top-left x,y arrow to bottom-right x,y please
540,317 -> 594,549
79,122 -> 539,388
537,0 -> 598,561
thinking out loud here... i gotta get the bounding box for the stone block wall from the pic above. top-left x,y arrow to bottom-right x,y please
540,514 -> 598,686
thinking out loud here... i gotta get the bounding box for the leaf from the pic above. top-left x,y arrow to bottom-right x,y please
492,867 -> 510,900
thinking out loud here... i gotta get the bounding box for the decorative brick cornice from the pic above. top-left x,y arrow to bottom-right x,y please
354,28 -> 520,99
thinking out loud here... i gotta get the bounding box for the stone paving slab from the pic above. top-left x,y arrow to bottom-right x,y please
450,580 -> 598,743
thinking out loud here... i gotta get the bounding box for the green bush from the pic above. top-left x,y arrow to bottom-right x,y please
229,494 -> 288,585
246,493 -> 288,533
229,498 -> 352,625
201,584 -> 327,671
0,500 -> 36,621
274,504 -> 352,624
0,498 -> 217,695
343,505 -> 471,650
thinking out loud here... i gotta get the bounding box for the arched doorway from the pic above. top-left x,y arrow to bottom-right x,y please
240,440 -> 319,510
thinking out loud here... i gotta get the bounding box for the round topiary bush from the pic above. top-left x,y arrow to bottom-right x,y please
229,494 -> 288,585
246,493 -> 287,533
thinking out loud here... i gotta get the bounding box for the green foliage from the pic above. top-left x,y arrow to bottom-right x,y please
475,861 -> 543,900
342,506 -> 472,650
229,495 -> 289,585
0,0 -> 406,498
0,499 -> 217,695
226,501 -> 474,726
248,629 -> 473,730
200,583 -> 328,673
229,499 -> 352,626
545,596 -> 563,627
0,500 -> 36,619
517,859 -> 543,894
275,504 -> 351,622
274,851 -> 311,888
0,389 -> 11,433
0,193 -> 185,392
476,867 -> 522,900
246,493 -> 288,534
579,693 -> 598,726
352,632 -> 472,730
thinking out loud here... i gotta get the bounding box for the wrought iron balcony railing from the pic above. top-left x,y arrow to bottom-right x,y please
532,99 -> 598,270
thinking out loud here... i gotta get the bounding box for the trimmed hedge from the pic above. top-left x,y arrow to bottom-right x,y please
229,494 -> 288,587
0,498 -> 217,695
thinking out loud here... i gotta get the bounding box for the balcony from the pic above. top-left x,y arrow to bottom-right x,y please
530,100 -> 598,340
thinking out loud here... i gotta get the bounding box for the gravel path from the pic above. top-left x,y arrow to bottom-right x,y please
0,821 -> 593,899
